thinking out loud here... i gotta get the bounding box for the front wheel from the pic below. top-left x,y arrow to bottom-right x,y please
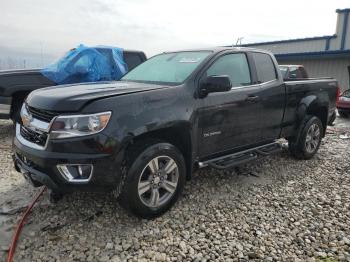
119,142 -> 186,218
289,116 -> 323,160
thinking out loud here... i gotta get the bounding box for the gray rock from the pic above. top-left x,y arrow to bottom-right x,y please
105,242 -> 113,250
179,241 -> 187,252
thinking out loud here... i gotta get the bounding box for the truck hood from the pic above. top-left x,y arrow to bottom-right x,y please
27,81 -> 167,112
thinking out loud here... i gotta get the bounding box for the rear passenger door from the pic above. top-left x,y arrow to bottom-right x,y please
251,52 -> 285,142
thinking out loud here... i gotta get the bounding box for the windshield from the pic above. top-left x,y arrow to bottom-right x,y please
279,66 -> 288,78
121,51 -> 211,84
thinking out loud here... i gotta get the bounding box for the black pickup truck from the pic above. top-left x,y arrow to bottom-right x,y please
0,48 -> 146,121
13,47 -> 338,218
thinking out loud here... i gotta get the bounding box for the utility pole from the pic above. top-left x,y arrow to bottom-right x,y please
40,42 -> 44,67
232,37 -> 244,47
236,37 -> 244,46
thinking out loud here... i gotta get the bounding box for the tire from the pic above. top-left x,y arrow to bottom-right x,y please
338,111 -> 348,118
118,140 -> 186,219
289,116 -> 323,160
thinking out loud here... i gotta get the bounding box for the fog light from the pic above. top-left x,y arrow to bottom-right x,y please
57,164 -> 93,183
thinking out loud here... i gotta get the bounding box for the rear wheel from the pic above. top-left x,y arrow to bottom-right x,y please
118,141 -> 186,218
289,116 -> 323,160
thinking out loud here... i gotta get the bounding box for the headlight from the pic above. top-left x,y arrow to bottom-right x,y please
50,111 -> 111,139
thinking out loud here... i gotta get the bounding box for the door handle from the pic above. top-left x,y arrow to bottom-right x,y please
245,95 -> 260,102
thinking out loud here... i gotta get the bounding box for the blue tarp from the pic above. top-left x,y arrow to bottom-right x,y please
41,44 -> 128,85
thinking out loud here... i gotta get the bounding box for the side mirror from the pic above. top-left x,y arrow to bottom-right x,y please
199,75 -> 232,97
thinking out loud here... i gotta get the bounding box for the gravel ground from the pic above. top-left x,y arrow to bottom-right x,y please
1,118 -> 350,262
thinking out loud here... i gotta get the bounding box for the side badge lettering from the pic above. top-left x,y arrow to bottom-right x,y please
203,131 -> 222,138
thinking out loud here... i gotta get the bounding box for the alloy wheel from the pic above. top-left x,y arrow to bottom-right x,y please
138,156 -> 179,208
305,123 -> 321,153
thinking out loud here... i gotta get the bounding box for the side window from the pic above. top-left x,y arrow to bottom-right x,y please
206,53 -> 251,87
124,53 -> 144,71
252,53 -> 277,83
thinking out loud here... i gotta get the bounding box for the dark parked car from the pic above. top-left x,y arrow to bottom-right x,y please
13,47 -> 338,218
337,89 -> 350,117
279,65 -> 308,80
0,48 -> 146,121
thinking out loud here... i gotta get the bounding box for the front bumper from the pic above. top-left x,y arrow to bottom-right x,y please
13,132 -> 123,193
0,96 -> 12,119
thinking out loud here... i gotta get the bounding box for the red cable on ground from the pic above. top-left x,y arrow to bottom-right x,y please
6,186 -> 47,262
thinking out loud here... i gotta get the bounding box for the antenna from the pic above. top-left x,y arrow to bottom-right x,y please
236,37 -> 244,46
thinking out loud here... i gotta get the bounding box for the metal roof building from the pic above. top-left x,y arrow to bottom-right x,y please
241,8 -> 350,91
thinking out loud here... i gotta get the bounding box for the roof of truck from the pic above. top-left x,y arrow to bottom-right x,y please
161,46 -> 273,54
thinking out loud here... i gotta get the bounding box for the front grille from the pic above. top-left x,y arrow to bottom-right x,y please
27,106 -> 59,122
20,126 -> 48,147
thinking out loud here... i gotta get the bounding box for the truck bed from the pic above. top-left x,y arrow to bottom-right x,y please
281,78 -> 338,138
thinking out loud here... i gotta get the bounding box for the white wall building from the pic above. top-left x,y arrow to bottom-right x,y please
241,8 -> 350,91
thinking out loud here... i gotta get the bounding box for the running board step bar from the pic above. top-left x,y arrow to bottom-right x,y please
198,142 -> 283,170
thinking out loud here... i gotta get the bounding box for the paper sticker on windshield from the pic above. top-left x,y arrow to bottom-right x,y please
179,57 -> 202,63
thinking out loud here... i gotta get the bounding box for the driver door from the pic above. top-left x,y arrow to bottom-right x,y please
197,52 -> 263,158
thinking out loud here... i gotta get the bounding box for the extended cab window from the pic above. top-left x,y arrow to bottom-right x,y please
253,53 -> 277,83
206,53 -> 251,87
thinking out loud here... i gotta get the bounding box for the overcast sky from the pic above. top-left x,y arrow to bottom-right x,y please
0,0 -> 349,66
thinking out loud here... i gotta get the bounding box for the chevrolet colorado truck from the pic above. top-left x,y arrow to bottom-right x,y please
0,48 -> 146,121
13,47 -> 338,218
